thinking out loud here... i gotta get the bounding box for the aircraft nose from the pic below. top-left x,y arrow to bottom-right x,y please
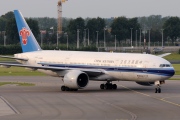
172,68 -> 175,76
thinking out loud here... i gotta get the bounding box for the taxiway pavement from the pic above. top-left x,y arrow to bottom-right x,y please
0,76 -> 179,120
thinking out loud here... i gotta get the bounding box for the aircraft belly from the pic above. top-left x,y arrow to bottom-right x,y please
122,72 -> 136,81
107,71 -> 123,80
134,73 -> 162,82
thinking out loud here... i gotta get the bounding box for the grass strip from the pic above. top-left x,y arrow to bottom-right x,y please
0,82 -> 35,86
164,53 -> 180,61
172,64 -> 180,75
0,67 -> 45,76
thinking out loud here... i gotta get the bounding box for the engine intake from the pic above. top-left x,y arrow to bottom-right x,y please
64,70 -> 89,89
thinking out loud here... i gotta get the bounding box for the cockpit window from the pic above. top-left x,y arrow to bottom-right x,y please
159,64 -> 172,67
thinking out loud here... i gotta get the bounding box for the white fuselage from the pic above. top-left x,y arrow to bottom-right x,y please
14,50 -> 175,82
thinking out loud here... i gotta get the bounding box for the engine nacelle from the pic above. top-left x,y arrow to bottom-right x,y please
64,70 -> 89,89
136,82 -> 154,86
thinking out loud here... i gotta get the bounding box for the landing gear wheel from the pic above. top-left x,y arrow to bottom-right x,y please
100,84 -> 104,89
109,84 -> 112,89
65,87 -> 69,91
155,87 -> 161,93
155,88 -> 158,93
73,89 -> 78,91
104,84 -> 109,89
101,82 -> 117,90
158,88 -> 161,93
112,84 -> 117,89
61,86 -> 66,91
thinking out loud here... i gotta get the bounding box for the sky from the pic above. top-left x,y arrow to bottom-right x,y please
0,0 -> 180,18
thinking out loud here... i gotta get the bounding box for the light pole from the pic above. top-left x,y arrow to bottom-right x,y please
66,34 -> 68,50
77,29 -> 80,49
84,29 -> 87,47
64,32 -> 68,50
161,29 -> 164,48
115,35 -> 117,51
96,31 -> 99,48
40,31 -> 43,47
139,28 -> 141,47
143,30 -> 146,49
2,31 -> 6,46
130,28 -> 133,47
148,29 -> 151,48
87,28 -> 89,46
104,27 -> 107,48
136,30 -> 137,47
56,32 -> 59,48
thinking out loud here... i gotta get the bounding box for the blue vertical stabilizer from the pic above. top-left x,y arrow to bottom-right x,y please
14,10 -> 41,53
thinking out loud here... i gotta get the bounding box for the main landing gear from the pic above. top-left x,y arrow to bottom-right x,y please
61,86 -> 78,91
100,82 -> 117,90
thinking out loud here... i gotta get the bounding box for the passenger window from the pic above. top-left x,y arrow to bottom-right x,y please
121,60 -> 123,64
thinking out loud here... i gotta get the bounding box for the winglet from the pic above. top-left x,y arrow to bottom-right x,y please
14,10 -> 41,53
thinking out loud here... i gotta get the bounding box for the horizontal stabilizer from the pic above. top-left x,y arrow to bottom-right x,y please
158,53 -> 171,58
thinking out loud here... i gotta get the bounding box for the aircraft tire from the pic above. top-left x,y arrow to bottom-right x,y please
158,88 -> 161,93
113,84 -> 117,89
155,88 -> 158,93
65,87 -> 70,91
61,86 -> 66,91
100,84 -> 105,89
109,84 -> 112,89
104,84 -> 108,89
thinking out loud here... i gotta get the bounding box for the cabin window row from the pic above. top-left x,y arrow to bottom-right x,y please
120,60 -> 142,64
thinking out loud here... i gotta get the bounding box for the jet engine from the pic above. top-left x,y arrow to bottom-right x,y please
63,70 -> 89,89
136,82 -> 154,86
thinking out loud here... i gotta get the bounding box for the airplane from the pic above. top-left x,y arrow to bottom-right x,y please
0,10 -> 175,93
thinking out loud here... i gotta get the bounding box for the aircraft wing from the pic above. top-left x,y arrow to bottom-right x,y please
0,63 -> 104,76
158,53 -> 171,58
0,55 -> 28,61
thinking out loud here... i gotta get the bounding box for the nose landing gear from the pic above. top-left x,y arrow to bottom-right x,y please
155,81 -> 163,93
155,84 -> 161,93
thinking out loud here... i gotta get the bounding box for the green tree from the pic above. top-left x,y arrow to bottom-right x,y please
26,18 -> 40,38
5,17 -> 40,45
86,17 -> 105,42
1,11 -> 14,20
111,17 -> 129,41
128,18 -> 141,40
0,17 -> 6,31
163,17 -> 180,43
5,18 -> 19,44
67,17 -> 85,44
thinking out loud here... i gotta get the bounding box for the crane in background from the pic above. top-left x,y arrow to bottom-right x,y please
57,0 -> 67,46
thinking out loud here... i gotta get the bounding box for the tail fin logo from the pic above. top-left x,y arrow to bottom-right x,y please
19,27 -> 30,45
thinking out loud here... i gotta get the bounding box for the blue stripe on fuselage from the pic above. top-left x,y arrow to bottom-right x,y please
38,63 -> 175,77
